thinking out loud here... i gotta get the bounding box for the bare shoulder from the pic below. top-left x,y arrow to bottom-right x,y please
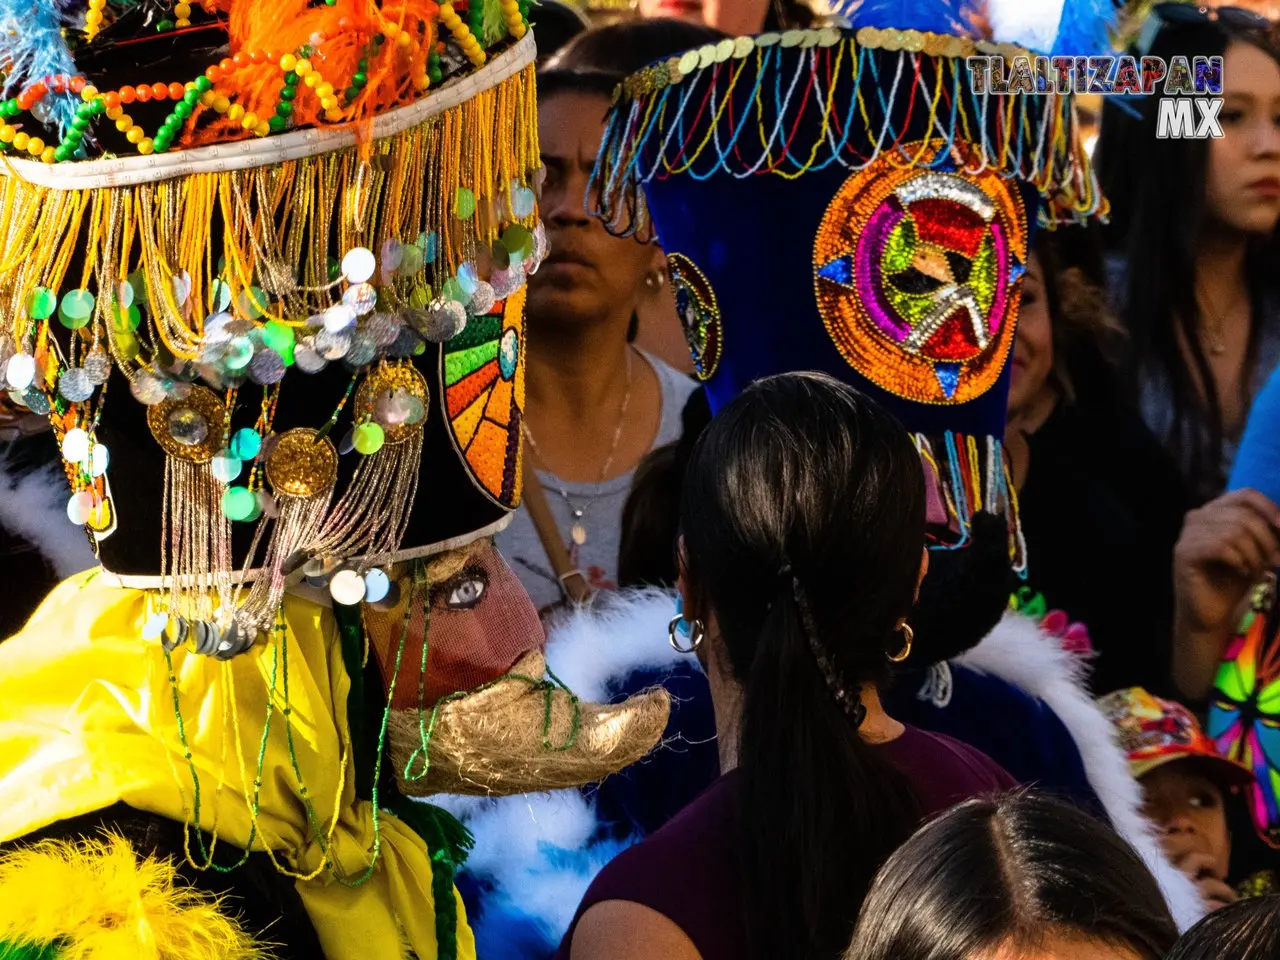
569,899 -> 704,960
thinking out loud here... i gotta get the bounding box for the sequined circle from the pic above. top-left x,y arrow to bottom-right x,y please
441,285 -> 526,508
667,252 -> 722,382
813,140 -> 1028,405
266,428 -> 339,498
145,385 -> 227,463
353,362 -> 430,446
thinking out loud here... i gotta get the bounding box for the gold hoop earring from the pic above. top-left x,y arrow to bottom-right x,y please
888,621 -> 913,663
668,613 -> 704,654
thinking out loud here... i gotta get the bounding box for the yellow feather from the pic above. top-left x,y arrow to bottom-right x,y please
0,833 -> 272,960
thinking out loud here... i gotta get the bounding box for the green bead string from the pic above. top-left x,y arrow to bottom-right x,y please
428,51 -> 443,86
54,95 -> 105,163
163,634 -> 278,874
313,373 -> 358,443
468,0 -> 484,38
401,576 -> 582,783
154,75 -> 212,154
270,69 -> 300,134
278,589 -> 411,888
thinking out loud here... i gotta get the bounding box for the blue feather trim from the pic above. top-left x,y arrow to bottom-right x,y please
0,0 -> 80,136
831,0 -> 982,38
1052,0 -> 1119,56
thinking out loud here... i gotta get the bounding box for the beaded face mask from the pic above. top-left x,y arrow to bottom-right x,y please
814,141 -> 1028,406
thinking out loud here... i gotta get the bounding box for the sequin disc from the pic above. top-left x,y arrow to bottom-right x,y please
342,283 -> 378,316
168,407 -> 209,446
342,247 -> 377,284
211,450 -> 243,483
324,304 -> 357,333
295,343 -> 327,373
266,427 -> 339,498
66,490 -> 99,525
23,390 -> 50,414
59,367 -> 94,402
230,428 -> 262,461
420,299 -> 467,343
87,443 -> 109,477
61,428 -> 90,464
130,373 -> 168,405
249,349 -> 287,384
315,330 -> 351,361
221,486 -> 258,521
142,613 -> 170,640
84,349 -> 111,385
364,568 -> 391,604
354,363 -> 429,445
344,332 -> 378,368
5,353 -> 35,391
329,569 -> 367,606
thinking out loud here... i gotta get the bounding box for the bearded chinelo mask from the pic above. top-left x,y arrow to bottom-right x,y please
590,0 -> 1113,569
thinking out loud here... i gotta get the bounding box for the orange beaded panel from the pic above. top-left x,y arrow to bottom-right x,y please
813,140 -> 1027,406
441,285 -> 526,508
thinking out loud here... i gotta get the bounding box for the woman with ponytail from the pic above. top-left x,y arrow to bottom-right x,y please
557,373 -> 1015,960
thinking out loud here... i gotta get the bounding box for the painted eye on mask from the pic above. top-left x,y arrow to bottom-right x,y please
436,567 -> 489,611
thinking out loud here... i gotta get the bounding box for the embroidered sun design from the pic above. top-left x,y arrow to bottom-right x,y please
813,140 -> 1027,405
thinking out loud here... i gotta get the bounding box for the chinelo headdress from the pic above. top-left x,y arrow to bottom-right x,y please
590,0 -> 1115,563
0,3 -> 668,959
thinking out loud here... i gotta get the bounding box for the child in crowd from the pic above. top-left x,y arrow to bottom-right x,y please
1100,688 -> 1274,907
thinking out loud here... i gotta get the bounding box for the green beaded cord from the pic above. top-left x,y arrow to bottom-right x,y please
163,634 -> 278,874
154,75 -> 212,154
270,68 -> 300,134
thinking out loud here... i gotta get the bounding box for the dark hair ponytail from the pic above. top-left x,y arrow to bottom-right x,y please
681,372 -> 928,960
737,586 -> 922,959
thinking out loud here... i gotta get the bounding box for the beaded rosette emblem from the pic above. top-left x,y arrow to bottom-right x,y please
667,252 -> 721,382
814,141 -> 1027,406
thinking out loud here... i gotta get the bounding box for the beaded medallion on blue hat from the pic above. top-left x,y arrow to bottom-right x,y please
814,141 -> 1027,407
668,252 -> 723,382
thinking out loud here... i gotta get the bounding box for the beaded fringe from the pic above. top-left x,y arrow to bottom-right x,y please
917,431 -> 1026,576
590,30 -> 1103,237
0,61 -> 539,377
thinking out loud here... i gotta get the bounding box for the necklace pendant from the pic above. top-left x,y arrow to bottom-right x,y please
571,522 -> 587,546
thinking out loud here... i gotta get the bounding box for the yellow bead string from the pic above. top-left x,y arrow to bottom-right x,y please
439,3 -> 486,67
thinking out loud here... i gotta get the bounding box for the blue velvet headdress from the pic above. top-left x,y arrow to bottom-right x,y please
590,0 -> 1116,556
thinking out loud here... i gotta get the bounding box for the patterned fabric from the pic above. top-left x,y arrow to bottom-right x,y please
1208,578 -> 1280,847
1102,686 -> 1252,785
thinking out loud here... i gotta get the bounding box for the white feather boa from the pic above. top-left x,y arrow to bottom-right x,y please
956,612 -> 1206,931
0,454 -> 96,579
436,592 -> 1205,951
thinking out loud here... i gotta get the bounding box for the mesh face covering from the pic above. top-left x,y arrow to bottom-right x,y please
365,539 -> 545,710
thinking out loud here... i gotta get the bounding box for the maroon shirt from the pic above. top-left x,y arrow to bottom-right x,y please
556,724 -> 1016,960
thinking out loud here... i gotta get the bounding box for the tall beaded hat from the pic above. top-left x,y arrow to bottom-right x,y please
0,0 -> 545,640
590,0 -> 1115,560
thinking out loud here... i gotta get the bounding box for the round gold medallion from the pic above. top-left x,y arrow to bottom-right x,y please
353,362 -> 430,446
266,428 -> 339,498
146,385 -> 226,464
